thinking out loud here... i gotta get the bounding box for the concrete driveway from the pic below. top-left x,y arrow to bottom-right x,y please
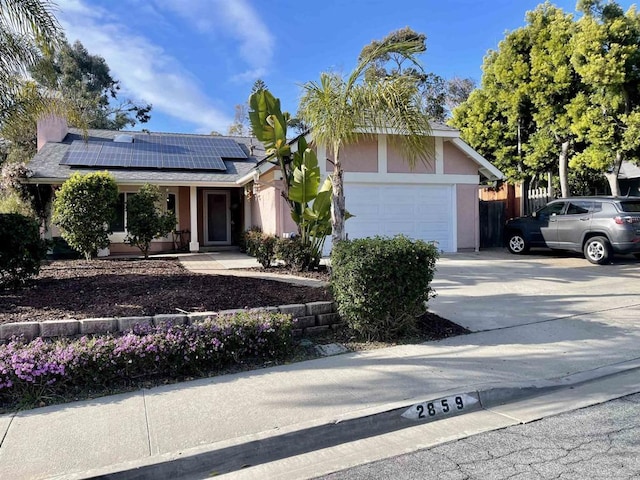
429,249 -> 640,332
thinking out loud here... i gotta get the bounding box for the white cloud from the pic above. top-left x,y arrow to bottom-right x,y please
54,0 -> 232,133
155,0 -> 274,79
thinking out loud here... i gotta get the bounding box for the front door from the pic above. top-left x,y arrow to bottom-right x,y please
204,191 -> 231,245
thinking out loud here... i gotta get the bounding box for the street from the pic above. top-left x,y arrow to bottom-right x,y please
317,392 -> 640,480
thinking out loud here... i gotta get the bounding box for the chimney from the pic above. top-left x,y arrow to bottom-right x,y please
37,115 -> 68,151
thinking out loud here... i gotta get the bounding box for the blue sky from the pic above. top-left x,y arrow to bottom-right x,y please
56,0 -> 637,135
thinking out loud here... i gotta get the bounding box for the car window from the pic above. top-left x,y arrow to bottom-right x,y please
599,202 -> 617,214
619,201 -> 640,213
538,202 -> 565,217
566,201 -> 592,215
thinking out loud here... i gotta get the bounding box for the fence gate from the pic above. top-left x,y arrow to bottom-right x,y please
479,200 -> 507,248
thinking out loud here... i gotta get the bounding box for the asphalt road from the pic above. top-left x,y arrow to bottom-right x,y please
316,392 -> 640,480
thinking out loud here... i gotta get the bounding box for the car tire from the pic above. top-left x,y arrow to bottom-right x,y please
507,232 -> 529,254
633,253 -> 640,260
583,236 -> 611,265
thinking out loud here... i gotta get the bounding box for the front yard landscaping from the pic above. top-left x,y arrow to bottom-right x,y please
0,258 -> 332,324
0,256 -> 468,412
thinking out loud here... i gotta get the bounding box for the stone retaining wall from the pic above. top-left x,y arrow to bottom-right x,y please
0,301 -> 342,342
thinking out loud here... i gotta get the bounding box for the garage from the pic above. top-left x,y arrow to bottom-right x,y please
324,183 -> 456,253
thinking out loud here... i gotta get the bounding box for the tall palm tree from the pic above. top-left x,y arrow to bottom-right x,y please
1,0 -> 61,116
299,37 -> 434,243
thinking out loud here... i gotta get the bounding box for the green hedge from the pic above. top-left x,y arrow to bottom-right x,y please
0,213 -> 47,290
243,228 -> 277,268
330,235 -> 439,341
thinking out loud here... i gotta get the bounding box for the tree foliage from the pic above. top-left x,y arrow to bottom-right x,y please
452,1 -> 640,196
0,0 -> 61,113
31,39 -> 152,130
0,213 -> 47,290
52,172 -> 118,260
299,28 -> 433,243
125,184 -> 176,259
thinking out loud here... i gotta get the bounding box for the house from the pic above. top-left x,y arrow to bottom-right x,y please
29,116 -> 503,256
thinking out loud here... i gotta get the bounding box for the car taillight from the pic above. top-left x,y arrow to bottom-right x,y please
614,215 -> 640,224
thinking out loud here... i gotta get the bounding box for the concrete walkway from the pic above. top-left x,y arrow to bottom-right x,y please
178,251 -> 328,287
1,250 -> 640,479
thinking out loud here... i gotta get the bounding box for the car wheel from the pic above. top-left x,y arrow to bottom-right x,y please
583,236 -> 611,265
633,253 -> 640,260
507,232 -> 529,254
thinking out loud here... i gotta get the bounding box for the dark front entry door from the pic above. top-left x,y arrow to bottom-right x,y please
204,191 -> 230,245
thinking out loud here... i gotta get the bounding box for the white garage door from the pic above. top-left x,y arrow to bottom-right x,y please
324,184 -> 456,254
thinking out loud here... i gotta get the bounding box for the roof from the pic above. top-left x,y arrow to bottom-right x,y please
27,129 -> 267,186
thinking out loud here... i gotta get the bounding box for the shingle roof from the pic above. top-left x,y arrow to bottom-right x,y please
27,129 -> 266,185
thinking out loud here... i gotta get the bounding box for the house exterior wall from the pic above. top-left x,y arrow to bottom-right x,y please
386,137 -> 435,173
456,184 -> 479,250
443,141 -> 478,175
250,184 -> 279,234
256,132 -> 495,253
340,138 -> 378,172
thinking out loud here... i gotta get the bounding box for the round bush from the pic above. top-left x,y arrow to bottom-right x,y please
0,213 -> 47,289
330,235 -> 439,341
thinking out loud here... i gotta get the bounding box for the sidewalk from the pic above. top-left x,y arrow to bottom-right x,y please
1,251 -> 640,479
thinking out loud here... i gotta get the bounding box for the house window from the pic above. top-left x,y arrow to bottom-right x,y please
166,192 -> 176,215
111,192 -> 136,232
111,190 -> 177,233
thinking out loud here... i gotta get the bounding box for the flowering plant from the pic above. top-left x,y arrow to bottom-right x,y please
0,311 -> 294,409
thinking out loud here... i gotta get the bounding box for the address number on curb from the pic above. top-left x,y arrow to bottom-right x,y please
401,393 -> 480,421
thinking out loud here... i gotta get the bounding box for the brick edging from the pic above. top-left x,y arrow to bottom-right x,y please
0,301 -> 343,342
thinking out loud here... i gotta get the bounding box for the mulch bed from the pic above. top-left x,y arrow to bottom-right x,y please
0,258 -> 332,325
0,258 -> 469,343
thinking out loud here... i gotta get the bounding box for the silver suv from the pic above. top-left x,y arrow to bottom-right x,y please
504,197 -> 640,264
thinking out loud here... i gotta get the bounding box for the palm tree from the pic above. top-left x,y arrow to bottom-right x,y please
1,0 -> 61,115
298,36 -> 434,243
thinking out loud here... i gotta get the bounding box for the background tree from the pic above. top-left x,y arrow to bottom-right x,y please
360,27 -> 475,122
52,171 -> 118,260
299,29 -> 433,243
31,39 -> 152,130
452,1 -> 640,197
569,0 -> 640,195
125,184 -> 176,259
227,104 -> 248,136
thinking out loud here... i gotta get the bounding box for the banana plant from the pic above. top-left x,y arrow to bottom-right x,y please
288,137 -> 333,257
249,89 -> 351,266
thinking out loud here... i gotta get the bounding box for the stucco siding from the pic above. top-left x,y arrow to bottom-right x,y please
456,184 -> 478,250
443,141 -> 478,175
251,186 -> 278,235
325,137 -> 378,173
387,137 -> 435,173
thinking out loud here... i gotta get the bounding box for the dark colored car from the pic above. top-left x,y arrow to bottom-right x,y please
504,196 -> 640,264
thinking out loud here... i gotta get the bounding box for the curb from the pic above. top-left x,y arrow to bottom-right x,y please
66,358 -> 640,480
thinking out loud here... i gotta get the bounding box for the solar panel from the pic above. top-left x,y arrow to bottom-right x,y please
60,141 -> 101,166
60,134 -> 249,171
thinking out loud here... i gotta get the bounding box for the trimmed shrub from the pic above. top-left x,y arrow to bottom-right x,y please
125,184 -> 176,259
52,171 -> 119,260
242,227 -> 263,256
244,228 -> 277,268
275,236 -> 320,271
0,311 -> 294,409
0,213 -> 48,290
330,235 -> 439,341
